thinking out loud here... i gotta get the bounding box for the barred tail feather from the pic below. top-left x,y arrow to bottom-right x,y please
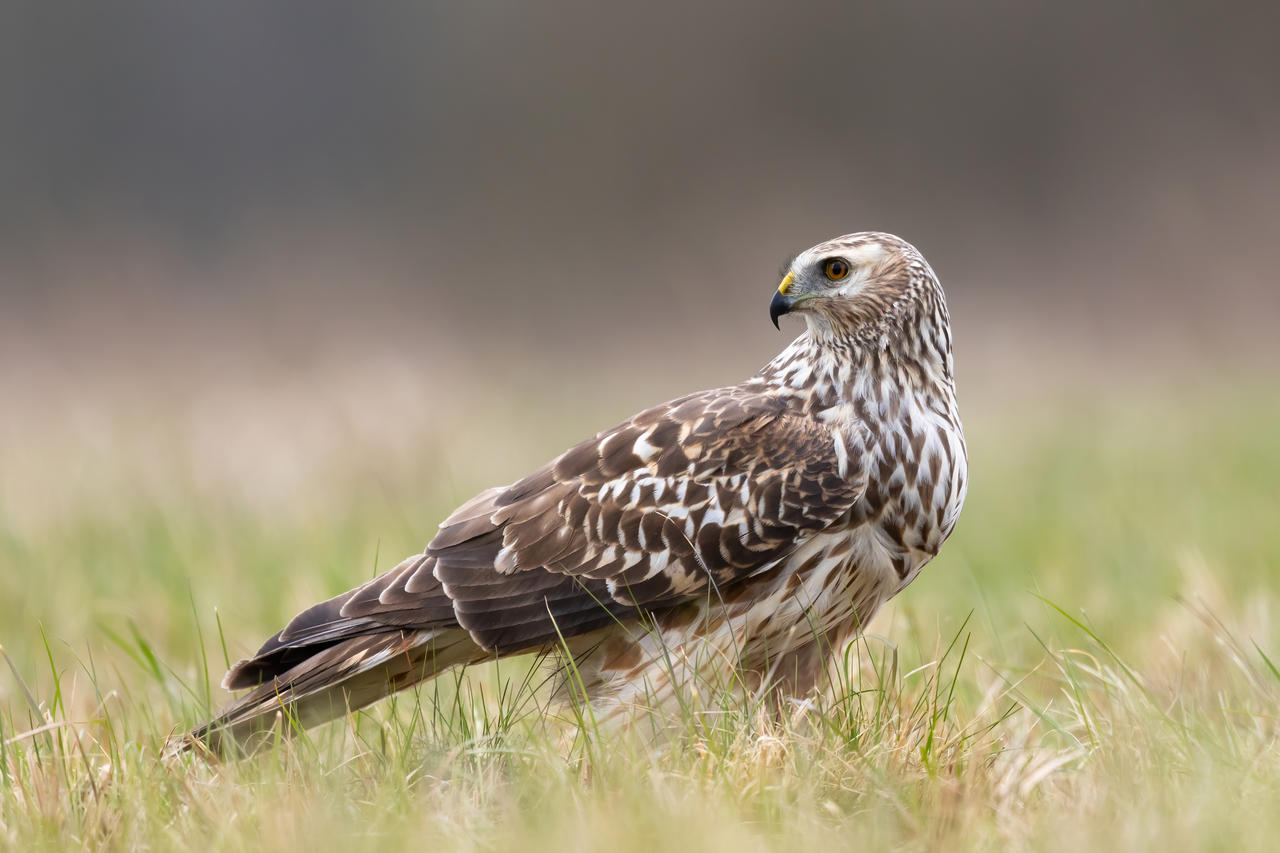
183,627 -> 477,756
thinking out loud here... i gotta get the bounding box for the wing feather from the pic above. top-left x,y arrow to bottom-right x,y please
204,384 -> 867,753
221,388 -> 866,693
429,387 -> 866,651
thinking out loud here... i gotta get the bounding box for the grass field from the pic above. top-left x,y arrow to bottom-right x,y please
2,375 -> 1279,851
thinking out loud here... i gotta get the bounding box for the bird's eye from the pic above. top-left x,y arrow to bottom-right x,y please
823,258 -> 851,281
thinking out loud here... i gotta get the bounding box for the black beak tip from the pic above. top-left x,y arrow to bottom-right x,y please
769,290 -> 789,330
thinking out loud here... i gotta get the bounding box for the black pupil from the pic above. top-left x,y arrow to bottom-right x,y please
831,262 -> 845,276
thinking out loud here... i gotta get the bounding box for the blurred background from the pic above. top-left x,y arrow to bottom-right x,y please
1,1 -> 1278,676
5,0 -> 1279,382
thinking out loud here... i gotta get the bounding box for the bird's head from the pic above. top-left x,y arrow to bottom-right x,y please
769,232 -> 940,342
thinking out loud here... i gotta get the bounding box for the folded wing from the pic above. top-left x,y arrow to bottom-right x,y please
199,386 -> 866,751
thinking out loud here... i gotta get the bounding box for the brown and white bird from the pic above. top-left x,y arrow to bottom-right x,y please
189,231 -> 967,752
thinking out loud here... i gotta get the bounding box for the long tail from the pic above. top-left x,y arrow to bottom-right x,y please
184,628 -> 477,756
178,553 -> 482,757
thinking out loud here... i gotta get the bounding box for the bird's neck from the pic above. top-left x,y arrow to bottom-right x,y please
755,306 -> 956,418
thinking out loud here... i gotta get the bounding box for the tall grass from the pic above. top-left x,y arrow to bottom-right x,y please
2,383 -> 1279,850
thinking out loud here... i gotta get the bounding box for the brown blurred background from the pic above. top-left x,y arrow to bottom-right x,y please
2,0 -> 1278,449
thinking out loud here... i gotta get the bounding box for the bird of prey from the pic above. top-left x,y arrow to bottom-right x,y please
189,231 -> 967,753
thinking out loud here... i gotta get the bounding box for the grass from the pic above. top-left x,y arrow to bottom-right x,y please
2,378 -> 1279,850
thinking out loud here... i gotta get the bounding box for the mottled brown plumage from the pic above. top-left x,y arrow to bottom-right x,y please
188,231 -> 967,754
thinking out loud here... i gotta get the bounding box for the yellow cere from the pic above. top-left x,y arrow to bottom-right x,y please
778,271 -> 795,295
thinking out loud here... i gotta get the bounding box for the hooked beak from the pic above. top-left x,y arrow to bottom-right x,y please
769,271 -> 796,330
769,290 -> 792,330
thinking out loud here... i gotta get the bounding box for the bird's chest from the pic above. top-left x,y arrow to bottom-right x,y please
843,396 -> 967,585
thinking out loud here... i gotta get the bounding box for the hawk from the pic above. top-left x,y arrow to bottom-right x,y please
189,232 -> 967,753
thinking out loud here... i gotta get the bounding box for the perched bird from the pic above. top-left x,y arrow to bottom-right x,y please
189,232 -> 967,753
